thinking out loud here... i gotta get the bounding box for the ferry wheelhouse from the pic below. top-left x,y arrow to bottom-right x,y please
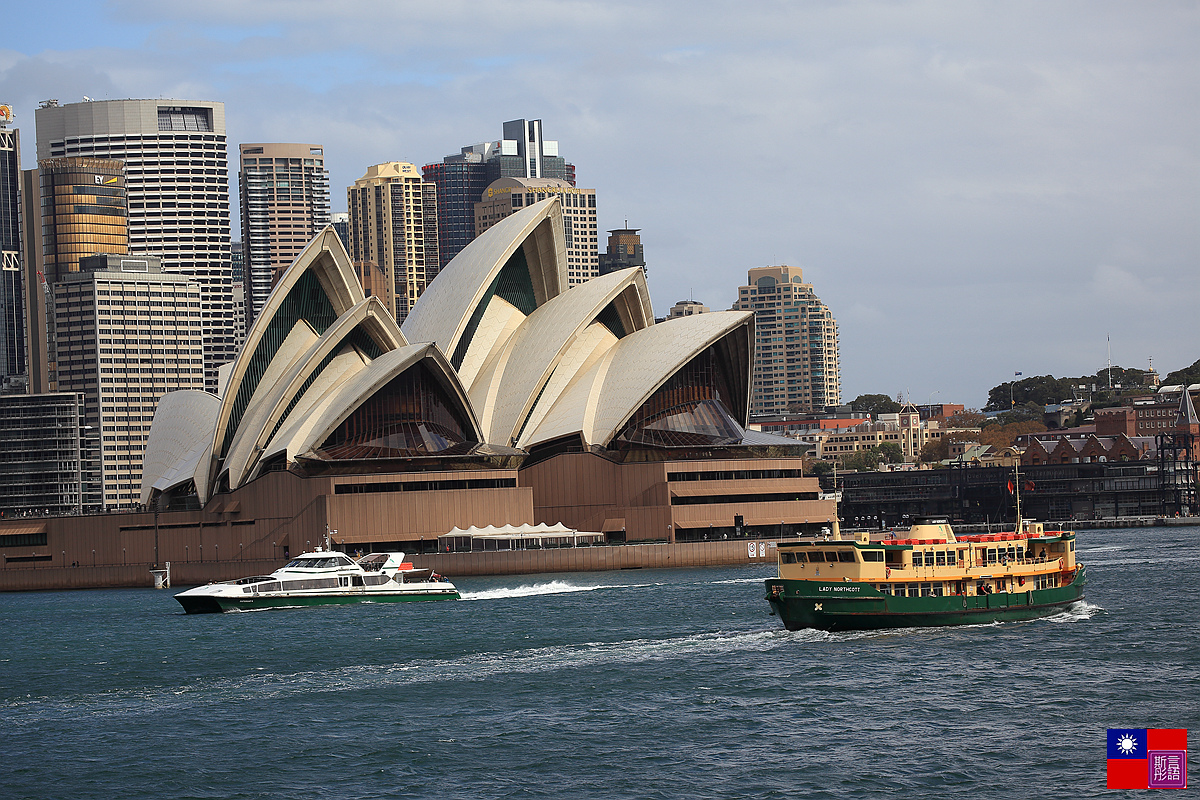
764,517 -> 1085,631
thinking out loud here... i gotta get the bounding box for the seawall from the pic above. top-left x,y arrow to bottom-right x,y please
0,541 -> 779,591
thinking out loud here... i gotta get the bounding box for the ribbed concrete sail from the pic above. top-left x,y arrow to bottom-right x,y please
200,227 -> 364,502
401,199 -> 567,389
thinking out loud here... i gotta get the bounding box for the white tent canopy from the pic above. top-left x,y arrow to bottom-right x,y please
438,523 -> 603,551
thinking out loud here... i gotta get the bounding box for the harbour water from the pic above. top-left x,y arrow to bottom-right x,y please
2,526 -> 1197,799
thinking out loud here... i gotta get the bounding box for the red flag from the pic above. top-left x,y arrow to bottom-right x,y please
1007,480 -> 1014,494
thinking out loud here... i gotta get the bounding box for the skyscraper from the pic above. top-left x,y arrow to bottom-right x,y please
346,162 -> 439,323
55,254 -> 204,509
35,98 -> 235,392
0,103 -> 25,383
598,227 -> 645,277
474,178 -> 597,287
733,265 -> 840,416
423,119 -> 575,271
33,157 -> 129,391
238,143 -> 330,324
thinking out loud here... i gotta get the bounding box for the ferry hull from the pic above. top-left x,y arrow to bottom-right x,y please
177,588 -> 460,614
765,566 -> 1086,632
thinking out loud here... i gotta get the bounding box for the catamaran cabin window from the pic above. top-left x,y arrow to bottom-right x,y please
781,552 -> 797,564
837,551 -> 856,563
861,551 -> 884,562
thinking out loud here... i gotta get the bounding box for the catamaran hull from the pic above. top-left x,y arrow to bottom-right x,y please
177,588 -> 460,614
765,566 -> 1086,632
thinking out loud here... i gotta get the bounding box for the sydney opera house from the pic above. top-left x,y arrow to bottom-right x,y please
1,199 -> 833,586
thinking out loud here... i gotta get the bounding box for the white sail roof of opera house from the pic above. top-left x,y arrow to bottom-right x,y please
197,227 -> 367,501
141,197 -> 775,510
523,310 -> 754,449
401,198 -> 567,388
140,390 -> 221,505
469,266 -> 653,446
257,342 -> 482,470
220,295 -> 408,491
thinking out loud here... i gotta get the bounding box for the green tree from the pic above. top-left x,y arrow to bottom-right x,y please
944,409 -> 985,429
918,430 -> 978,463
1164,358 -> 1200,387
841,449 -> 883,471
877,442 -> 904,464
918,439 -> 946,463
809,460 -> 834,476
985,402 -> 1044,427
849,393 -> 901,418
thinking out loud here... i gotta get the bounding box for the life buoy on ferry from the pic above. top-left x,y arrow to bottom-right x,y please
886,567 -> 891,578
1018,576 -> 1025,586
1058,557 -> 1064,569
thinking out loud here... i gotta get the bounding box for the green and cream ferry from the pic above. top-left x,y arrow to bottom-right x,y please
764,517 -> 1085,631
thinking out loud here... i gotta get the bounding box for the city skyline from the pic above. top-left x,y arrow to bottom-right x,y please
0,2 -> 1196,408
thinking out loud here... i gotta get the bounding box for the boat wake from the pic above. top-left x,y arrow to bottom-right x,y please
1042,600 -> 1101,623
460,580 -> 634,601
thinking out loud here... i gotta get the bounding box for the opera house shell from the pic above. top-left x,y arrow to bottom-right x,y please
124,198 -> 831,555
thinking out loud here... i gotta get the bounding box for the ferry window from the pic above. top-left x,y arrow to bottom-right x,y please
838,551 -> 856,563
809,551 -> 828,563
906,585 -> 920,597
920,582 -> 933,597
781,552 -> 797,564
957,549 -> 966,564
861,551 -> 884,562
935,551 -> 947,566
987,548 -> 997,564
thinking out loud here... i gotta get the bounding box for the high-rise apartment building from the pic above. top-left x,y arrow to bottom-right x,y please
423,119 -> 575,271
598,227 -> 645,277
238,143 -> 330,324
346,162 -> 439,323
35,98 -> 235,392
55,254 -> 204,509
0,104 -> 25,382
474,178 -> 597,287
733,265 -> 840,416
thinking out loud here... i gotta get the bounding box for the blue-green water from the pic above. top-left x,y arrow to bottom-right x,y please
2,526 -> 1197,799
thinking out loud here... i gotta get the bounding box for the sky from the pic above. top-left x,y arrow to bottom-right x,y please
2,0 -> 1197,409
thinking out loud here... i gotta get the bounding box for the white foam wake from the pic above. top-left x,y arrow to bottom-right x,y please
460,580 -> 615,601
1043,600 -> 1102,623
